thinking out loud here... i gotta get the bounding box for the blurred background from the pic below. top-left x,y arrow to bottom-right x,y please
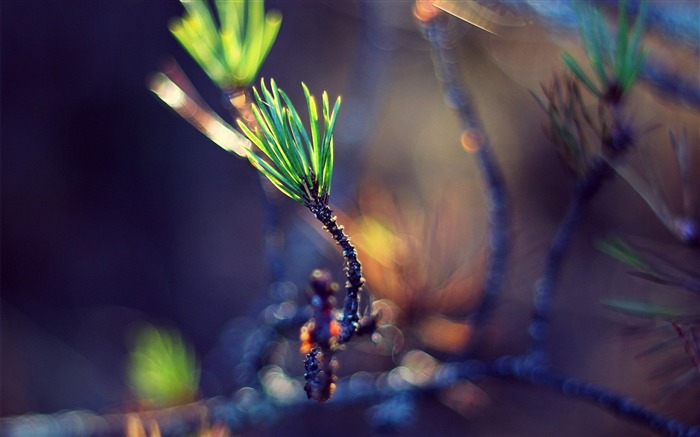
2,1 -> 698,435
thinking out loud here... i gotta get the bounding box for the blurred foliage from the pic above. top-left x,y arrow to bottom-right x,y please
533,74 -> 593,177
597,236 -> 699,293
596,236 -> 656,275
338,186 -> 483,354
533,1 -> 653,179
170,0 -> 281,89
611,129 -> 699,245
562,0 -> 647,101
602,296 -> 696,320
599,236 -> 699,390
239,79 -> 341,206
128,325 -> 200,408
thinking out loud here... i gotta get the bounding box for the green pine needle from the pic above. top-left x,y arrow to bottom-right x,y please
170,0 -> 281,89
560,53 -> 601,98
602,297 -> 695,319
566,0 -> 648,99
238,79 -> 341,206
595,236 -> 655,274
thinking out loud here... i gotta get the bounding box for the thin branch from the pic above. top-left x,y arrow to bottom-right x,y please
422,14 -> 509,349
528,156 -> 614,362
7,356 -> 698,437
639,60 -> 700,112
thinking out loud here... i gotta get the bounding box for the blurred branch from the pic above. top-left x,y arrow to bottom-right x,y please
529,156 -> 614,362
420,11 -> 509,351
527,0 -> 646,363
436,0 -> 700,110
6,356 -> 699,437
516,0 -> 700,50
639,58 -> 700,110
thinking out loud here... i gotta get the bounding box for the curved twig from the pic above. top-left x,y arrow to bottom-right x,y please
422,13 -> 509,350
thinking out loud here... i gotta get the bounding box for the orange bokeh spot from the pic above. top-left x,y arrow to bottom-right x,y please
461,129 -> 484,153
413,0 -> 441,23
299,324 -> 313,354
330,320 -> 341,338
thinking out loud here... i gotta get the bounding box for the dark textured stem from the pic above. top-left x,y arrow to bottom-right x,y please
528,157 -> 613,362
307,201 -> 363,343
424,16 -> 509,344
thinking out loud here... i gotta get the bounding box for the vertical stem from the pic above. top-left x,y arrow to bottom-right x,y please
424,16 -> 509,346
307,201 -> 364,343
528,157 -> 613,362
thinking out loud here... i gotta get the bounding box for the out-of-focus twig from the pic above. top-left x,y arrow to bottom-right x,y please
436,0 -> 700,110
419,9 -> 509,352
6,356 -> 699,437
528,156 -> 614,362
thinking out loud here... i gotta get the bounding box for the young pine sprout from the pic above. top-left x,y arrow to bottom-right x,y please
169,0 -> 281,90
237,79 -> 338,208
169,0 -> 282,128
238,79 -> 366,361
127,325 -> 200,408
561,0 -> 648,104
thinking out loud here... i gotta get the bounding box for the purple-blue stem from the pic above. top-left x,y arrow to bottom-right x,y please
6,355 -> 699,437
423,15 -> 509,350
528,156 -> 614,362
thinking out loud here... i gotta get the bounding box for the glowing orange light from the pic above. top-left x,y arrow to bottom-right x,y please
413,0 -> 442,23
299,323 -> 313,354
330,320 -> 341,338
461,129 -> 483,153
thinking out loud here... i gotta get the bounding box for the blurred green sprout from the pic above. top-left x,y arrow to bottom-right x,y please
238,79 -> 341,206
128,325 -> 200,408
597,236 -> 700,293
532,74 -> 591,177
562,0 -> 647,101
595,236 -> 655,274
602,296 -> 697,320
170,0 -> 282,89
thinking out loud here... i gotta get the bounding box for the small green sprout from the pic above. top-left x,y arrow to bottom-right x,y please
238,79 -> 365,354
562,0 -> 647,102
238,79 -> 341,206
127,325 -> 200,408
169,0 -> 282,89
